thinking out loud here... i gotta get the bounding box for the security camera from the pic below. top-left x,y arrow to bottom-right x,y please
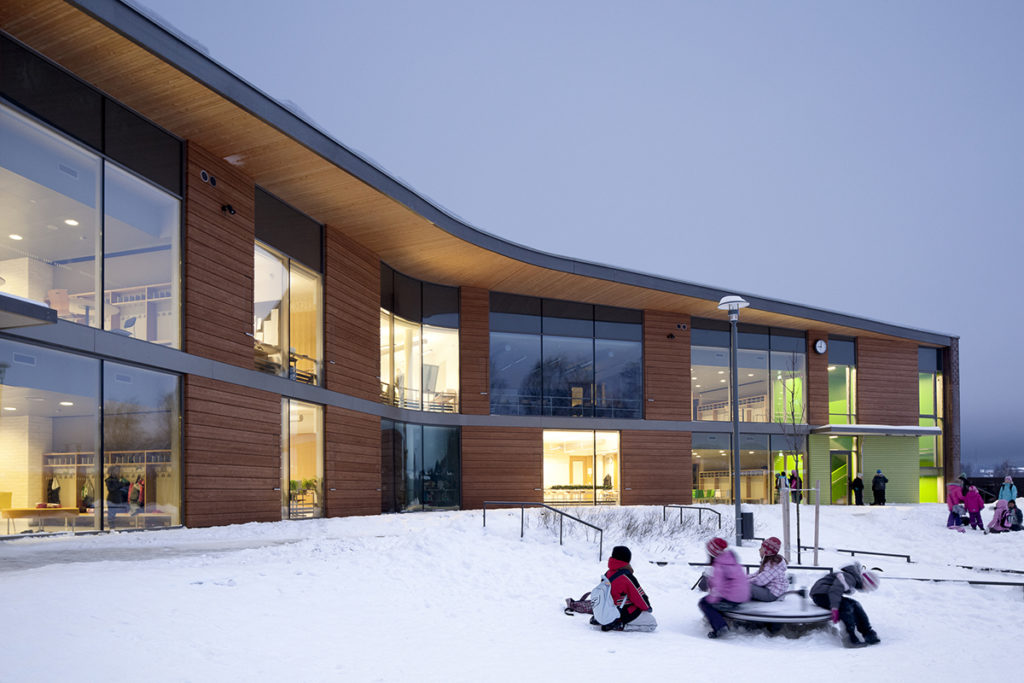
221,204 -> 236,215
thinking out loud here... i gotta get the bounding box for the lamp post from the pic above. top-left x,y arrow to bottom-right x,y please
718,295 -> 748,546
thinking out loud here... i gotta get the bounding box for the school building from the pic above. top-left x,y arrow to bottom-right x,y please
0,0 -> 958,537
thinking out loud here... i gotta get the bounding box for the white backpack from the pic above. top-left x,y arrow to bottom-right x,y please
589,570 -> 627,625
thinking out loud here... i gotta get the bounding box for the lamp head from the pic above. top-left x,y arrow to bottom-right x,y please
717,295 -> 749,311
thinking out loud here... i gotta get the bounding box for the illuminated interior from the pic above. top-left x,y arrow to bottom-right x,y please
282,399 -> 323,519
543,430 -> 619,505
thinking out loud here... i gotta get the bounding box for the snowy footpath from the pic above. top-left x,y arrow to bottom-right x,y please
0,503 -> 1020,682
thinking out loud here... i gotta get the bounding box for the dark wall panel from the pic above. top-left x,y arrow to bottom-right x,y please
459,287 -> 490,415
857,337 -> 918,425
461,426 -> 541,509
644,310 -> 691,421
184,375 -> 280,527
325,406 -> 380,517
184,142 -> 254,367
620,430 -> 691,506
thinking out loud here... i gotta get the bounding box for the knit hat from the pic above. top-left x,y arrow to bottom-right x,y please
860,570 -> 881,592
706,537 -> 728,558
611,545 -> 631,563
760,536 -> 781,557
1005,476 -> 1013,483
876,469 -> 882,474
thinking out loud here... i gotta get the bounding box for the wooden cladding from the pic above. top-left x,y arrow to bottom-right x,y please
620,431 -> 691,506
184,142 -> 254,368
857,338 -> 918,425
461,426 -> 542,509
324,229 -> 380,401
806,330 -> 829,425
324,406 -> 380,517
943,338 -> 960,481
183,375 -> 280,527
459,287 -> 490,415
644,311 -> 691,421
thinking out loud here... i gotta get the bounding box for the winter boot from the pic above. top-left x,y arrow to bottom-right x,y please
845,633 -> 867,648
601,619 -> 624,632
707,625 -> 729,639
863,630 -> 881,645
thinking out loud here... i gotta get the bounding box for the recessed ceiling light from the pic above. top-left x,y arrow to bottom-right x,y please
717,370 -> 725,374
695,384 -> 701,388
64,219 -> 79,226
828,366 -> 836,371
720,379 -> 726,383
9,234 -> 23,241
59,401 -> 74,406
2,406 -> 16,411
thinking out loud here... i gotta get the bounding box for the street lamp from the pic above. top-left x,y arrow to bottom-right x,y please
718,295 -> 749,546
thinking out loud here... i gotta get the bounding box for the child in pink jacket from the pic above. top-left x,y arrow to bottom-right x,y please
964,486 -> 986,531
946,483 -> 965,530
698,537 -> 751,639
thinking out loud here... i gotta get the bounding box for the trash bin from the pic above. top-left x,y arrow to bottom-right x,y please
740,512 -> 754,540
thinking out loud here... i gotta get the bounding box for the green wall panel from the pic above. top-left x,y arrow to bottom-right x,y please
862,436 -> 919,504
809,434 -> 831,504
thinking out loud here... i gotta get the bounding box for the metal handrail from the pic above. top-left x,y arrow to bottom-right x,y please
482,501 -> 604,560
835,548 -> 912,563
662,505 -> 722,528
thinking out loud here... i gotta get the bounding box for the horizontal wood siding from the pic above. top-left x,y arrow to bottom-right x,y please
644,310 -> 691,421
324,227 -> 380,401
184,142 -> 254,367
184,375 -> 280,527
324,406 -> 380,517
806,330 -> 829,425
857,338 -> 918,425
461,426 -> 542,509
620,430 -> 691,505
459,287 -> 490,415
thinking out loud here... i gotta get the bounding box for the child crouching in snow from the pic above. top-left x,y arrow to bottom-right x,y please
698,537 -> 751,639
988,499 -> 1013,534
748,536 -> 788,601
1008,500 -> 1023,532
809,561 -> 881,648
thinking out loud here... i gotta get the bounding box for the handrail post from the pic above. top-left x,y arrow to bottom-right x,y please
520,506 -> 525,538
483,502 -> 487,527
560,515 -> 564,546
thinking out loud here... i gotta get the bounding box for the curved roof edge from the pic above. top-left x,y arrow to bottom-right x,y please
72,0 -> 956,347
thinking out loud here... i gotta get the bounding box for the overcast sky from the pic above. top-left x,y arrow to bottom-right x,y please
132,1 -> 1023,467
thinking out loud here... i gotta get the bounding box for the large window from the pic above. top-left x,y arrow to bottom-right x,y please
692,432 -> 803,505
0,338 -> 181,536
918,347 -> 944,471
253,242 -> 322,385
381,420 -> 460,512
490,294 -> 642,418
380,266 -> 459,413
282,399 -> 323,519
0,104 -> 181,346
691,320 -> 805,424
828,338 -> 857,424
543,430 -> 620,505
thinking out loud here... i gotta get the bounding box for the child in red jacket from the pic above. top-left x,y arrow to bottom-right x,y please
595,545 -> 657,632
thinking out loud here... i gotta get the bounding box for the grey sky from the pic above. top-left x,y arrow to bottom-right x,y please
133,0 -> 1024,467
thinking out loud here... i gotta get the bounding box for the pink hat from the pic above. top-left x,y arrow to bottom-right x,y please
707,537 -> 728,558
760,536 -> 781,556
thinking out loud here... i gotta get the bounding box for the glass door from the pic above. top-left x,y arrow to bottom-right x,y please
281,399 -> 323,519
830,450 -> 852,505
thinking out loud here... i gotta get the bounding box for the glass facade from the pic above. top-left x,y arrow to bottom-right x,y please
691,320 -> 805,424
380,420 -> 460,512
490,294 -> 641,418
282,399 -> 323,519
692,433 -> 804,505
543,430 -> 620,505
827,435 -> 858,505
827,338 -> 857,424
379,266 -> 459,412
918,347 -> 944,502
0,338 -> 181,536
253,242 -> 322,385
0,104 -> 181,346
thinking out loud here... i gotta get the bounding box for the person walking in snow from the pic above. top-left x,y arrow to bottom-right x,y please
998,476 -> 1018,502
871,470 -> 888,506
965,486 -> 986,531
698,537 -> 751,639
594,545 -> 656,632
1007,500 -> 1023,532
850,473 -> 865,506
809,561 -> 881,648
748,536 -> 788,602
946,482 -> 965,530
987,499 -> 1013,534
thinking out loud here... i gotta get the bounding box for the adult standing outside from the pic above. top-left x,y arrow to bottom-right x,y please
850,473 -> 865,506
871,469 -> 888,506
998,476 -> 1018,502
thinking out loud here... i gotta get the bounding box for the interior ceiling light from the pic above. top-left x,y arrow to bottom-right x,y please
59,401 -> 74,406
9,234 -> 23,240
3,406 -> 16,411
64,219 -> 79,226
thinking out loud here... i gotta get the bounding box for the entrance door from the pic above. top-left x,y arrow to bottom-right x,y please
829,450 -> 852,505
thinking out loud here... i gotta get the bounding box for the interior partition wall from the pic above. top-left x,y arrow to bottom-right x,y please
0,337 -> 181,536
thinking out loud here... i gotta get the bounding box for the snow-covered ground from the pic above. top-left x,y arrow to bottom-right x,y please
1,503 -> 1020,682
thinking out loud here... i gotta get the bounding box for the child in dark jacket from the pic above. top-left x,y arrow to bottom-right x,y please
595,545 -> 657,632
699,537 -> 751,639
1007,500 -> 1023,532
809,562 -> 881,648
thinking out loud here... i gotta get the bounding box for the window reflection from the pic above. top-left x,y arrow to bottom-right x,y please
489,332 -> 541,415
381,420 -> 460,512
543,336 -> 593,417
